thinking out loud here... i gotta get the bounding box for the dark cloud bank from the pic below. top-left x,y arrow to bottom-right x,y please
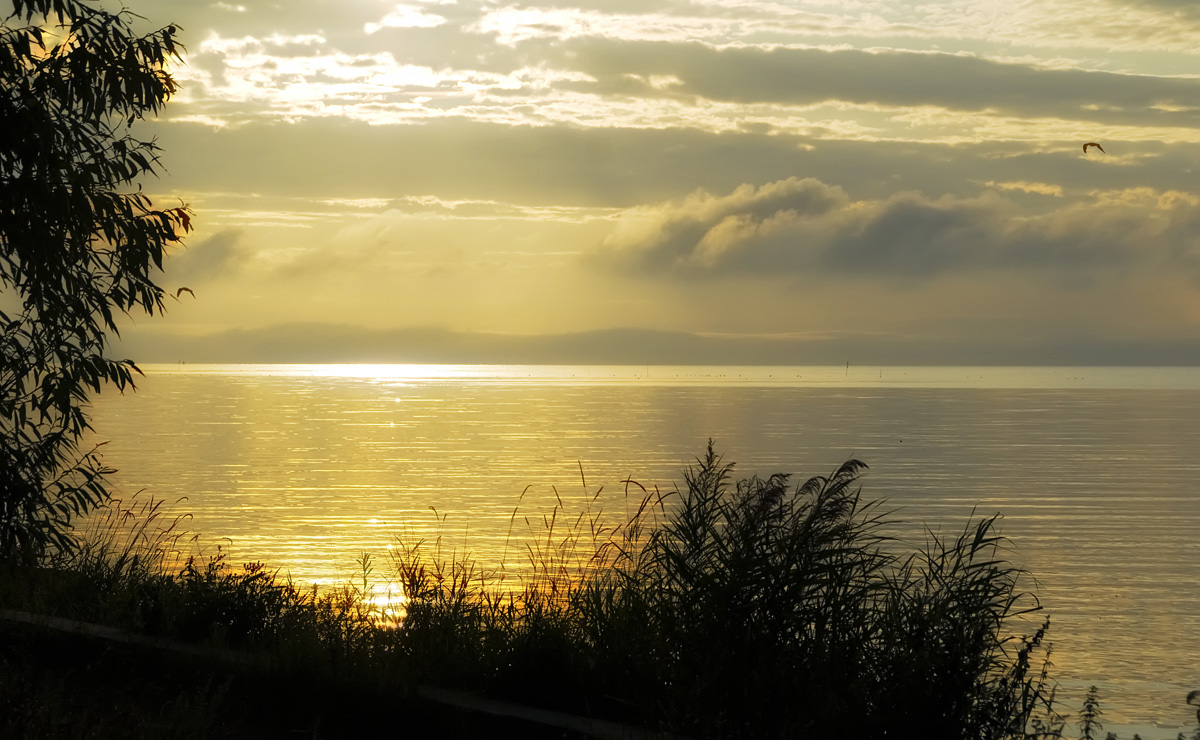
562,39 -> 1200,129
155,118 -> 1200,207
595,177 -> 1200,279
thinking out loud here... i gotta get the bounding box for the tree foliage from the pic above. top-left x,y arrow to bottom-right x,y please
0,0 -> 189,557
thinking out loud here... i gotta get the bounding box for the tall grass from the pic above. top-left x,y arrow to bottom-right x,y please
23,446 -> 1199,738
391,442 -> 1060,739
0,493 -> 192,623
0,492 -> 393,690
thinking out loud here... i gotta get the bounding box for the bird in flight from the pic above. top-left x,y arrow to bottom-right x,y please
1083,142 -> 1105,154
174,286 -> 195,299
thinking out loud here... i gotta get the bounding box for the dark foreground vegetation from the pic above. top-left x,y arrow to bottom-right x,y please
0,618 -> 561,740
396,445 -> 1057,738
5,445 -> 1197,739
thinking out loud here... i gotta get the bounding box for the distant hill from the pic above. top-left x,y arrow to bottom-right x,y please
112,323 -> 1200,366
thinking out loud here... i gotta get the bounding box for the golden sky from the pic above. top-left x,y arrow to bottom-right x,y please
118,0 -> 1200,363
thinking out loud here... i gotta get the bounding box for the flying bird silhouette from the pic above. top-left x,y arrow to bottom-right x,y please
174,286 -> 194,299
1083,142 -> 1105,154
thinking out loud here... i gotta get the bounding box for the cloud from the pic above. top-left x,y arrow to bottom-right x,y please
912,0 -> 1200,54
138,0 -> 1200,143
160,0 -> 1200,59
365,4 -> 449,34
167,21 -> 1200,140
166,229 -> 245,282
558,40 -> 1200,129
597,178 -> 1200,279
147,117 -> 1200,216
987,181 -> 1064,197
601,177 -> 850,270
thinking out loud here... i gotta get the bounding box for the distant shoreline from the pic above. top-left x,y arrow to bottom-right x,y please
114,323 -> 1200,367
132,362 -> 1200,390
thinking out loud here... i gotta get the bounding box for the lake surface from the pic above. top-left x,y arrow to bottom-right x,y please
85,364 -> 1200,734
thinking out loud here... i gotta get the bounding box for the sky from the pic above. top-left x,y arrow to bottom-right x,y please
101,0 -> 1200,364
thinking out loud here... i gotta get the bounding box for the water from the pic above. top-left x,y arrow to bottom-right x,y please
85,364 -> 1200,734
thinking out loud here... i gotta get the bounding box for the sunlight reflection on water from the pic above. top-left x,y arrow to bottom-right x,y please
84,364 -> 1200,734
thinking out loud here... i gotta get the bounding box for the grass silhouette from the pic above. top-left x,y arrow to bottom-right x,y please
390,441 -> 1060,738
3,445 -> 1198,738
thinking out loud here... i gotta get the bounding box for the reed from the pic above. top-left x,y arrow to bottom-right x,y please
389,442 -> 1062,738
0,492 -> 193,624
0,491 -> 391,687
